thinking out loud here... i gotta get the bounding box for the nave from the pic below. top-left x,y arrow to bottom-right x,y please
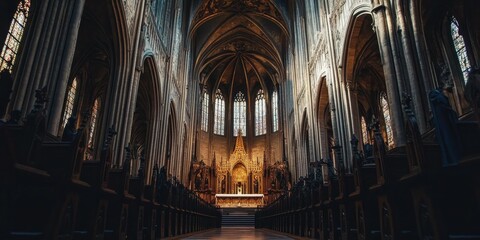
1,0 -> 480,239
182,227 -> 294,240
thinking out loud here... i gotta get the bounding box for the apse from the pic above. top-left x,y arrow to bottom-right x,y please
189,0 -> 290,208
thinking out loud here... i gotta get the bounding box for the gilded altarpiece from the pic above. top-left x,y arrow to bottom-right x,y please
216,130 -> 263,195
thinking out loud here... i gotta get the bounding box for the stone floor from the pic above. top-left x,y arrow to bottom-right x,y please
181,227 -> 295,239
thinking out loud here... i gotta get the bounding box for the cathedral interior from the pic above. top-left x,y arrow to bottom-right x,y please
1,0 -> 480,239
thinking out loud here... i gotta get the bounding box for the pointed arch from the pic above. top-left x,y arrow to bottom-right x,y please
316,77 -> 332,160
300,110 -> 311,173
166,102 -> 178,175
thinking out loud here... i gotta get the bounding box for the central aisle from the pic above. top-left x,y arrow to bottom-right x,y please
181,227 -> 294,240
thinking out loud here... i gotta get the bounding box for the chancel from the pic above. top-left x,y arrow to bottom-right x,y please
1,0 -> 480,239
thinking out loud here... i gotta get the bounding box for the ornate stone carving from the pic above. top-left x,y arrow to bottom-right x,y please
216,129 -> 263,194
215,194 -> 264,208
193,0 -> 283,24
124,0 -> 138,36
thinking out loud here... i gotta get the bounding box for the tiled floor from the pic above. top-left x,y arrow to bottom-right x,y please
181,227 -> 295,240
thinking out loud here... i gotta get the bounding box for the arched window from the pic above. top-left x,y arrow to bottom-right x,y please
214,89 -> 225,135
272,90 -> 279,132
62,78 -> 78,129
361,116 -> 368,144
380,93 -> 394,148
87,98 -> 100,160
233,91 -> 246,136
0,0 -> 31,72
450,16 -> 471,83
201,90 -> 209,131
255,89 -> 266,136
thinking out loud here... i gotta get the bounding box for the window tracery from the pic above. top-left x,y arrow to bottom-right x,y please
214,89 -> 225,135
361,116 -> 368,144
62,78 -> 78,129
380,93 -> 394,148
86,98 -> 101,160
255,90 -> 266,136
0,0 -> 30,72
234,91 -> 246,136
450,16 -> 471,83
201,90 -> 209,131
272,90 -> 279,132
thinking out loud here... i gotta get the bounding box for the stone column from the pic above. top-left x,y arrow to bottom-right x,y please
348,84 -> 362,146
46,0 -> 86,135
9,0 -> 86,135
395,0 -> 427,132
323,8 -> 347,172
114,0 -> 147,167
372,2 -> 406,146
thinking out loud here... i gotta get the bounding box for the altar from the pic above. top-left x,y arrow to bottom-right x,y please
215,194 -> 264,208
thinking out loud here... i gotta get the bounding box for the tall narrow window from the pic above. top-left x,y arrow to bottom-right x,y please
255,89 -> 266,136
272,90 -> 279,132
214,89 -> 225,135
380,93 -> 394,148
361,116 -> 368,144
201,90 -> 209,131
87,98 -> 100,160
450,17 -> 471,83
233,91 -> 246,136
0,0 -> 31,72
62,78 -> 78,129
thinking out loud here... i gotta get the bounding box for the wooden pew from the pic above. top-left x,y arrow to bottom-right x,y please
104,146 -> 135,240
142,165 -> 159,240
126,155 -> 146,240
1,89 -> 88,239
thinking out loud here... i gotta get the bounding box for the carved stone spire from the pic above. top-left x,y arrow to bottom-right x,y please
233,129 -> 246,155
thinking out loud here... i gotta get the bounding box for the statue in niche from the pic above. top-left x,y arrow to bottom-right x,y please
195,172 -> 202,190
279,173 -> 287,190
237,182 -> 242,194
253,176 -> 259,193
221,175 -> 226,193
204,174 -> 209,189
429,71 -> 462,166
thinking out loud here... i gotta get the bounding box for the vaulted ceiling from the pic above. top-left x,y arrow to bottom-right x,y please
190,0 -> 289,100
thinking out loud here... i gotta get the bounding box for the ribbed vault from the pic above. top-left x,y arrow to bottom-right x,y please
190,0 -> 288,100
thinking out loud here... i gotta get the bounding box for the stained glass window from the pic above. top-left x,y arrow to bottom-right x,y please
201,90 -> 209,131
272,90 -> 279,132
361,116 -> 368,144
214,89 -> 225,135
450,17 -> 471,83
380,93 -> 394,148
233,91 -> 246,136
62,78 -> 78,129
0,0 -> 30,72
255,90 -> 266,136
88,98 -> 101,149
